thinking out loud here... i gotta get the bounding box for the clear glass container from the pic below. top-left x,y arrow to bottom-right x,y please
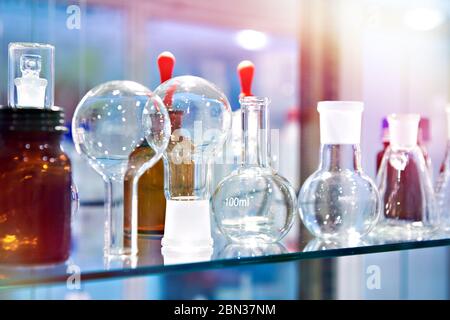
8,43 -> 54,109
153,76 -> 232,249
72,81 -> 170,258
436,106 -> 450,232
212,96 -> 296,244
376,114 -> 436,240
298,101 -> 380,243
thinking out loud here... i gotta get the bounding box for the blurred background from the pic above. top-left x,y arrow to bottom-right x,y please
0,0 -> 449,299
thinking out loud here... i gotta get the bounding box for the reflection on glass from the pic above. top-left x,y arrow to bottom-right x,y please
304,238 -> 368,252
218,242 -> 287,259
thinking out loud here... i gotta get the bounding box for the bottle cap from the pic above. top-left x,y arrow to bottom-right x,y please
162,199 -> 213,249
387,113 -> 420,150
0,105 -> 65,132
317,101 -> 363,144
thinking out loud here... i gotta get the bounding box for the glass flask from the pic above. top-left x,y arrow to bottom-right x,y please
123,52 -> 175,237
298,101 -> 380,243
153,76 -> 232,249
211,96 -> 296,244
213,61 -> 255,191
376,116 -> 432,175
72,81 -> 170,257
436,106 -> 450,232
376,114 -> 436,240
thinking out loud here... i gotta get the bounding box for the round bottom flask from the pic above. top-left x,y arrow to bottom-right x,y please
212,97 -> 296,244
298,102 -> 380,243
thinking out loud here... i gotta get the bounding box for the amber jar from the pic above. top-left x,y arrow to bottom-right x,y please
0,106 -> 72,265
124,144 -> 166,236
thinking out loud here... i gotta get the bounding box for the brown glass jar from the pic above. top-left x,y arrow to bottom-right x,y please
0,106 -> 72,265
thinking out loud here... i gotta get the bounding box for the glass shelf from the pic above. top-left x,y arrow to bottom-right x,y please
1,205 -> 450,288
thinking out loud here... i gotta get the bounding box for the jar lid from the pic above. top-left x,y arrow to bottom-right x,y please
0,106 -> 66,132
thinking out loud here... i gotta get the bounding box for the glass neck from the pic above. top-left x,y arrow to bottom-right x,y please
241,98 -> 270,167
319,144 -> 362,171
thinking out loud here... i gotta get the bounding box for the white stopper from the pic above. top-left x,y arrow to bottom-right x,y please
162,199 -> 213,248
162,246 -> 213,265
446,105 -> 450,140
387,114 -> 420,150
15,54 -> 48,108
317,101 -> 364,144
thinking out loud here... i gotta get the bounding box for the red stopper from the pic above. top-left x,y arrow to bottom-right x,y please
157,51 -> 176,83
237,60 -> 255,97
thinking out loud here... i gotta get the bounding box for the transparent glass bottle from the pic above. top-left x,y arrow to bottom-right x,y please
436,106 -> 450,232
212,96 -> 296,244
376,114 -> 436,240
298,101 -> 380,243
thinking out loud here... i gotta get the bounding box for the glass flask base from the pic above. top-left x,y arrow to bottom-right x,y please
370,220 -> 437,242
220,216 -> 283,244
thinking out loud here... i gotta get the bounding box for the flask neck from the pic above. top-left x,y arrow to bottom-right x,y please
319,144 -> 362,172
241,97 -> 270,168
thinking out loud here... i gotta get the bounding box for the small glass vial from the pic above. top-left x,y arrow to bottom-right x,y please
212,96 -> 296,244
298,101 -> 380,243
376,114 -> 436,240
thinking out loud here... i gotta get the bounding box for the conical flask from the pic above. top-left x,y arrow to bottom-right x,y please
435,106 -> 450,232
376,114 -> 437,240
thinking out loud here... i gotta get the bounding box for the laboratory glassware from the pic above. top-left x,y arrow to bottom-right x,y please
153,75 -> 232,250
0,43 -> 71,265
72,81 -> 170,257
212,96 -> 296,244
124,51 -> 175,236
376,113 -> 436,240
298,101 -> 380,243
